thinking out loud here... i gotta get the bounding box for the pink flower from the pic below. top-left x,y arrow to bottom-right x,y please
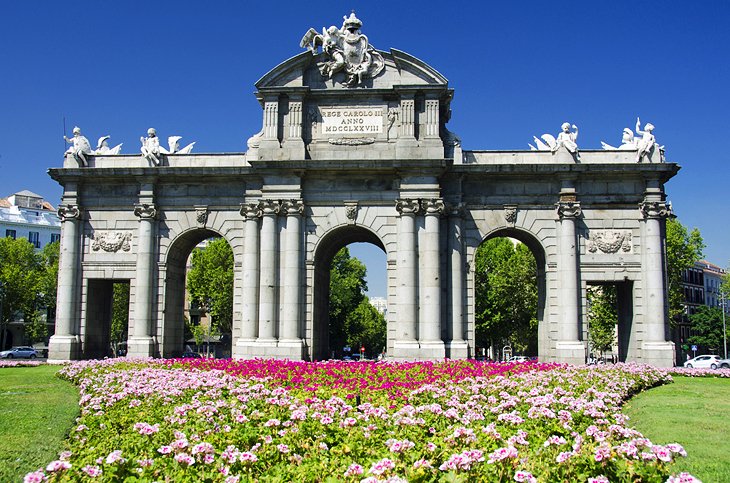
137,459 -> 154,468
45,460 -> 71,472
239,452 -> 258,463
344,463 -> 364,477
514,470 -> 537,483
81,465 -> 103,477
157,446 -> 173,455
277,444 -> 290,453
105,450 -> 126,465
587,476 -> 610,483
225,477 -> 240,483
174,453 -> 195,466
369,458 -> 396,476
666,472 -> 701,483
653,445 -> 673,462
23,471 -> 46,483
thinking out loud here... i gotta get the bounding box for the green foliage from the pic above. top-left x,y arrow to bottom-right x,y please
587,285 -> 618,355
38,241 -> 59,311
344,299 -> 387,355
687,305 -> 726,352
328,247 -> 368,353
665,218 -> 704,323
22,312 -> 48,343
110,283 -> 130,349
0,237 -> 43,348
186,237 -> 234,334
474,238 -> 538,354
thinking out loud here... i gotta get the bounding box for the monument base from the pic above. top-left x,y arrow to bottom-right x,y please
47,334 -> 81,362
641,341 -> 675,368
233,338 -> 305,359
419,340 -> 446,359
555,340 -> 586,365
445,340 -> 469,359
126,336 -> 156,358
391,339 -> 421,360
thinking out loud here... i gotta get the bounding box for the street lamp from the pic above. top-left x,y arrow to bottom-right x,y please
721,291 -> 727,360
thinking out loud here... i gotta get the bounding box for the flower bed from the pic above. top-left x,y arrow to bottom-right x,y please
26,360 -> 698,482
0,360 -> 42,369
666,367 -> 730,378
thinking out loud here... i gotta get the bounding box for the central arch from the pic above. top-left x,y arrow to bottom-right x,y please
311,225 -> 386,360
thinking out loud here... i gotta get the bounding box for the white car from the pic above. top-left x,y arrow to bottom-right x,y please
0,346 -> 39,359
684,354 -> 722,369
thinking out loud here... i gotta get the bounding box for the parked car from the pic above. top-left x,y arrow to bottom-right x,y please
180,352 -> 202,359
508,355 -> 530,362
0,346 -> 39,359
717,358 -> 730,369
684,354 -> 723,369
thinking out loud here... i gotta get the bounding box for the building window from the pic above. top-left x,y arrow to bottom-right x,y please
50,233 -> 61,244
28,231 -> 40,248
5,229 -> 16,239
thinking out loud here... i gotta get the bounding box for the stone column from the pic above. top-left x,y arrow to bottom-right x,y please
446,203 -> 468,358
127,202 -> 157,357
639,197 -> 674,367
423,99 -> 440,138
238,203 -> 261,347
257,199 -> 280,346
263,101 -> 278,140
555,196 -> 585,364
393,199 -> 420,357
419,199 -> 445,358
48,204 -> 82,361
399,97 -> 416,139
279,199 -> 305,356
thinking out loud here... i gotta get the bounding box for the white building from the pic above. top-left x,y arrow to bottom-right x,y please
1,190 -> 61,351
369,297 -> 388,316
1,190 -> 61,249
698,260 -> 727,312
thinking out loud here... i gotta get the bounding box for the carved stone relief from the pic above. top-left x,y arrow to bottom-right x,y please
504,205 -> 518,225
344,201 -> 358,223
328,137 -> 375,145
195,206 -> 208,227
587,230 -> 632,254
91,231 -> 132,252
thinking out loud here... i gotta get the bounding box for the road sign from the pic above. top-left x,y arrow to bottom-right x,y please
691,345 -> 697,351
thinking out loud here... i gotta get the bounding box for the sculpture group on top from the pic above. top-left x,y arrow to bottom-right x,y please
601,117 -> 664,162
300,12 -> 385,87
530,122 -> 579,154
63,126 -> 195,166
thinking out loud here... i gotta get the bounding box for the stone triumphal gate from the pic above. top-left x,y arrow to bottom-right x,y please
48,14 -> 678,366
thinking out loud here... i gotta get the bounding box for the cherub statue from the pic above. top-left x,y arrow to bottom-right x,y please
140,128 -> 162,165
64,126 -> 92,166
95,135 -> 123,155
601,128 -> 637,151
635,117 -> 657,162
529,122 -> 579,154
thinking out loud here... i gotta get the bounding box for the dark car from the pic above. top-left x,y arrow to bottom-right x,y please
180,352 -> 202,358
0,346 -> 39,359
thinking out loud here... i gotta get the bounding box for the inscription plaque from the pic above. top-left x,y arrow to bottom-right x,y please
320,107 -> 384,135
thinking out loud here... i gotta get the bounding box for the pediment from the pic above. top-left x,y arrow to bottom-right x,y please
255,48 -> 448,90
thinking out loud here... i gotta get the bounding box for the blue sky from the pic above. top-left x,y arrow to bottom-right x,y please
1,1 -> 728,297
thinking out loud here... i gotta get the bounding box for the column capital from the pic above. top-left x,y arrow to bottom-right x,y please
395,198 -> 420,215
281,199 -> 304,216
57,204 -> 81,221
639,200 -> 672,219
239,202 -> 262,220
556,200 -> 582,219
422,198 -> 445,215
259,199 -> 281,216
134,203 -> 157,220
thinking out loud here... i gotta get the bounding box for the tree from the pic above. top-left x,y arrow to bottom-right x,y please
665,218 -> 704,324
687,305 -> 726,353
37,241 -> 59,316
587,285 -> 618,356
474,238 -> 538,355
186,237 -> 234,334
110,282 -> 130,355
328,247 -> 368,354
0,237 -> 43,349
344,299 -> 386,356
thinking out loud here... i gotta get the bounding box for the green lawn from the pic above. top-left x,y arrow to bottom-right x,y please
0,365 -> 79,482
623,376 -> 730,483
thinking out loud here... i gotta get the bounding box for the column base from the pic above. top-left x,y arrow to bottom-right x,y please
419,340 -> 446,359
391,339 -> 421,360
47,335 -> 81,362
232,338 -> 306,360
641,341 -> 675,368
555,341 -> 586,365
126,336 -> 156,358
445,340 -> 469,359
276,339 -> 306,360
